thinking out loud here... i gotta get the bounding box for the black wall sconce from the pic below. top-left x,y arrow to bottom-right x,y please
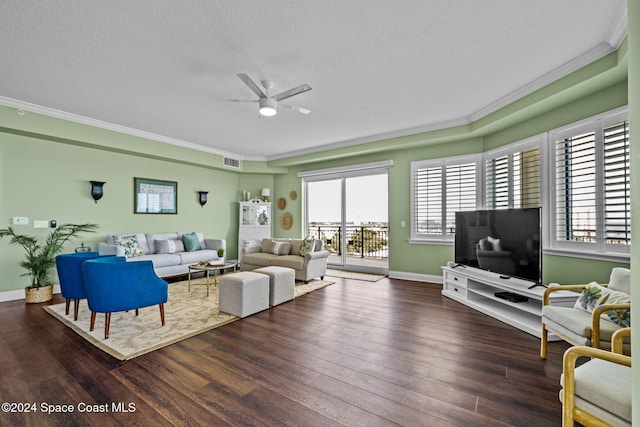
89,181 -> 105,203
198,191 -> 208,207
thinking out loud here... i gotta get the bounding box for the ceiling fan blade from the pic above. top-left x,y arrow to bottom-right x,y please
272,83 -> 312,102
237,73 -> 266,98
214,97 -> 258,103
280,103 -> 311,115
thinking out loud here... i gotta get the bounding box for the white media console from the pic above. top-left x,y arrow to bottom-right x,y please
442,265 -> 578,340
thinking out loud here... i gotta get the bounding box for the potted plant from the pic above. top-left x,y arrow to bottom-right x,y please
0,223 -> 98,303
217,248 -> 225,262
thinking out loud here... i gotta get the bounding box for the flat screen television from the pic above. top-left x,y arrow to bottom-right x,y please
454,208 -> 542,284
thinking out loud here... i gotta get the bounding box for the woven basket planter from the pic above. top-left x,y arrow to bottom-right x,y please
25,285 -> 53,303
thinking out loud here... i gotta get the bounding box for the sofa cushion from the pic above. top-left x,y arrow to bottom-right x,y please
178,249 -> 218,265
127,253 -> 181,268
261,238 -> 275,254
289,239 -> 303,255
145,232 -> 179,254
114,235 -> 144,258
155,239 -> 185,254
272,255 -> 305,270
243,252 -> 279,267
182,232 -> 202,252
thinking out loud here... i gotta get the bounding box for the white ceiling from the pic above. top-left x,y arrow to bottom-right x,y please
0,1 -> 627,161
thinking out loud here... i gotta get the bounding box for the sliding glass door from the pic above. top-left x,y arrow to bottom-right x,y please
305,170 -> 389,274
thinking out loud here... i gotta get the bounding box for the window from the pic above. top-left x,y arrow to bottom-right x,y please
485,138 -> 541,209
549,108 -> 630,255
411,155 -> 480,241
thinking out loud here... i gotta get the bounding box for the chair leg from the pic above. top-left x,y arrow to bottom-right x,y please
65,298 -> 71,315
73,299 -> 81,321
135,308 -> 139,316
159,303 -> 165,326
90,312 -> 97,331
104,313 -> 111,339
540,324 -> 548,359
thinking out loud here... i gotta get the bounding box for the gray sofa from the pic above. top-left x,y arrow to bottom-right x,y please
241,238 -> 329,283
98,232 -> 225,278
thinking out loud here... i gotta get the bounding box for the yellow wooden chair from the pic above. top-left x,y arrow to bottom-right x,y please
561,328 -> 631,426
540,268 -> 631,359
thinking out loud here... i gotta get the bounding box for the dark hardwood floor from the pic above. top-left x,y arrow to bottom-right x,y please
0,277 -> 571,426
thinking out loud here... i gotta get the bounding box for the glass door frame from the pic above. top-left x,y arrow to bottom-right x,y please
300,160 -> 392,275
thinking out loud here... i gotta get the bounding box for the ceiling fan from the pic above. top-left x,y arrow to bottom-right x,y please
229,73 -> 312,117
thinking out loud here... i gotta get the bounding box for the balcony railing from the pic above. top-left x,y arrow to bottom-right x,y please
307,225 -> 389,259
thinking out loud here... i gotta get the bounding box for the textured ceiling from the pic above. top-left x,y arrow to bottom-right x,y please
0,1 -> 627,161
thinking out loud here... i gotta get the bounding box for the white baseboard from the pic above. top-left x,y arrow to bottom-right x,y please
0,284 -> 61,303
388,270 -> 443,284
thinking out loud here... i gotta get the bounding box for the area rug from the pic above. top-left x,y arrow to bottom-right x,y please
326,268 -> 386,282
44,278 -> 333,360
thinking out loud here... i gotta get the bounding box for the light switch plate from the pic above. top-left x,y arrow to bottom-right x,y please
33,220 -> 48,228
11,216 -> 29,225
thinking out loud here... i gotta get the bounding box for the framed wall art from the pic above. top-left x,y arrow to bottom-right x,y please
134,177 -> 178,214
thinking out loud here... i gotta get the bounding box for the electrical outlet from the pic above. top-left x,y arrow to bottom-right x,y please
34,220 -> 48,228
401,220 -> 406,228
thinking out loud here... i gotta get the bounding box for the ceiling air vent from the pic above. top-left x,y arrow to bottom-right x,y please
223,157 -> 241,169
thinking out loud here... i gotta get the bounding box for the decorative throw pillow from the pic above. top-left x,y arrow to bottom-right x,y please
574,282 -> 606,312
299,236 -> 315,256
478,238 -> 490,251
182,232 -> 201,252
487,236 -> 502,251
156,239 -> 184,254
573,282 -> 631,326
277,242 -> 291,255
272,242 -> 283,255
115,235 -> 143,258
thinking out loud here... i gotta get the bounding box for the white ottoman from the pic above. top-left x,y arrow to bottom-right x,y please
219,272 -> 269,318
254,266 -> 295,306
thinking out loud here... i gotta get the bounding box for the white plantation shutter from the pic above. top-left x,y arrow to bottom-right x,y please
517,147 -> 541,208
603,121 -> 631,245
414,166 -> 442,235
445,162 -> 477,233
554,131 -> 597,243
412,155 -> 479,239
486,155 -> 509,209
485,145 -> 540,210
550,108 -> 630,255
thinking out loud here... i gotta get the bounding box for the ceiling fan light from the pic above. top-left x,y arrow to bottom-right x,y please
259,98 -> 277,116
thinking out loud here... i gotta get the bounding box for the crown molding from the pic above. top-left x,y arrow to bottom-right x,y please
468,42 -> 619,124
605,4 -> 628,48
267,116 -> 471,161
0,96 -> 252,161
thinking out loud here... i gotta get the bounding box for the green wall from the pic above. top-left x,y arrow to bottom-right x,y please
0,102 -> 290,294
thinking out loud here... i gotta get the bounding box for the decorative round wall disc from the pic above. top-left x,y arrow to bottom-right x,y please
277,197 -> 286,210
289,190 -> 297,200
280,212 -> 293,230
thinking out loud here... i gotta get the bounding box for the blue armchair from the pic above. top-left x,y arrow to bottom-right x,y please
55,252 -> 104,321
81,256 -> 168,339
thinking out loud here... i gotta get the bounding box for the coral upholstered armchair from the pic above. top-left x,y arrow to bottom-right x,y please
81,256 -> 168,339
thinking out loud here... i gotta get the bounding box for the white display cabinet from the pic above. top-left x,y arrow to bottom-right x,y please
238,200 -> 271,262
